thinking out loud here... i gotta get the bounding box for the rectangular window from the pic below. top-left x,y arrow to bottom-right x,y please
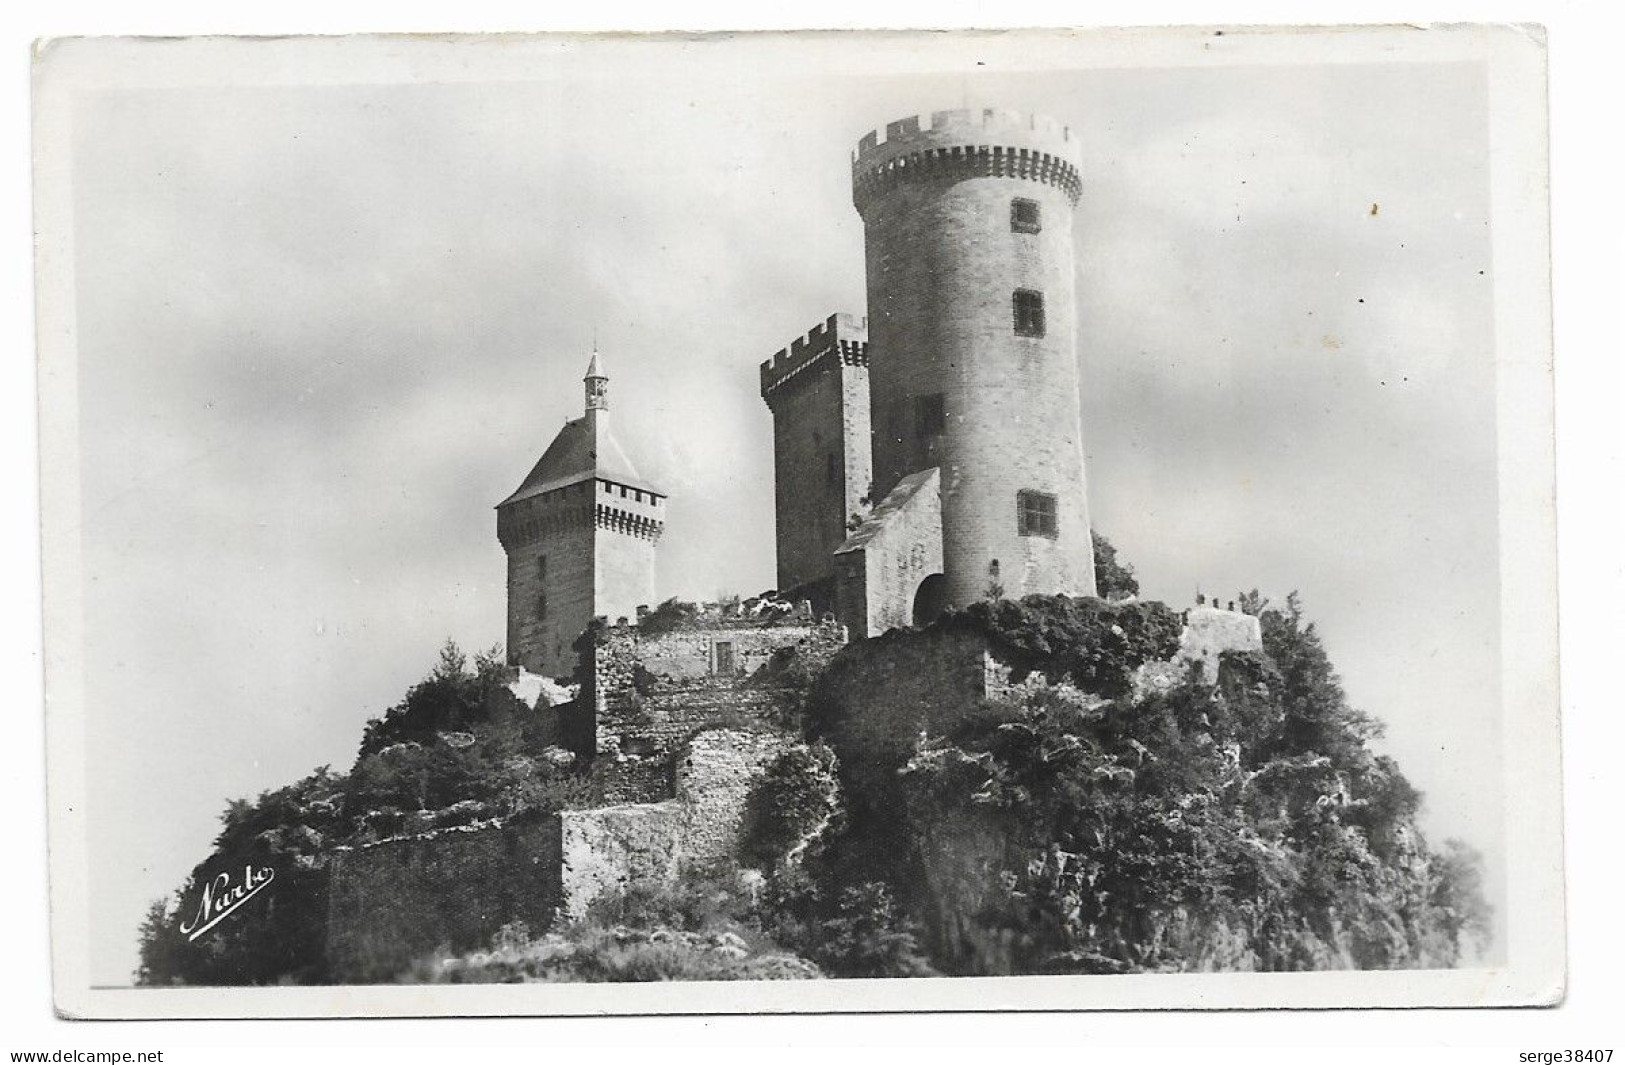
536,555 -> 547,581
1011,197 -> 1041,233
1017,490 -> 1059,538
913,393 -> 946,436
713,640 -> 735,675
536,593 -> 549,621
1013,289 -> 1046,337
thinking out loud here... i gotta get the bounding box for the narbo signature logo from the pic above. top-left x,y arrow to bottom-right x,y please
178,864 -> 275,941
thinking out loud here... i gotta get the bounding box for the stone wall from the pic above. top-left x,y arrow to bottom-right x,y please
326,818 -> 563,983
1132,605 -> 1264,697
328,731 -> 810,955
557,801 -> 684,920
325,598 -> 1261,979
584,614 -> 848,802
818,626 -> 1002,749
676,728 -> 793,872
558,728 -> 795,915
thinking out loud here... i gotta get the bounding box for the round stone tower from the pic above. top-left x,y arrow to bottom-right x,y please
852,108 -> 1097,612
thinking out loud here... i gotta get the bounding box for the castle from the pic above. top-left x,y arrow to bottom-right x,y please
324,110 -> 1263,979
501,108 -> 1099,677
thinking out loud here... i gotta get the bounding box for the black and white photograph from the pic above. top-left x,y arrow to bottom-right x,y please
30,23 -> 1563,1019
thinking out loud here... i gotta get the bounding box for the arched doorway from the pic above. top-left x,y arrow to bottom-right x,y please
912,572 -> 948,628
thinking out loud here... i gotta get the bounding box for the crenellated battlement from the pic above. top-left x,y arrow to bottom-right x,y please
759,312 -> 870,404
851,109 -> 1083,213
856,109 -> 1075,158
855,109 -> 1080,168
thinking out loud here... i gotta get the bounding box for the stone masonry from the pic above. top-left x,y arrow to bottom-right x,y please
582,604 -> 848,803
759,109 -> 1099,642
326,818 -> 563,983
327,718 -> 819,966
498,352 -> 664,679
853,110 -> 1098,611
833,467 -> 944,639
760,313 -> 873,607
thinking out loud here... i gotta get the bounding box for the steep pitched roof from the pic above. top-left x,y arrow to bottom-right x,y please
499,413 -> 662,507
835,467 -> 940,553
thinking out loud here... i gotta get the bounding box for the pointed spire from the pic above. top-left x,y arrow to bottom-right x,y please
584,344 -> 608,412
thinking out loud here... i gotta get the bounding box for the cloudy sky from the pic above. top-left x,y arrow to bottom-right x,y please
66,36 -> 1500,984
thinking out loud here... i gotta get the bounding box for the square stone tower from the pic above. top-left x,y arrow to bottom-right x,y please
497,351 -> 664,679
759,313 -> 872,605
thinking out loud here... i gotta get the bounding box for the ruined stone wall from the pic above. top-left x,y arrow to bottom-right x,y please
328,729 -> 809,950
676,728 -> 793,872
594,687 -> 786,804
326,818 -> 563,983
558,728 -> 795,915
585,617 -> 847,803
1132,605 -> 1264,697
557,801 -> 684,919
819,627 -> 999,749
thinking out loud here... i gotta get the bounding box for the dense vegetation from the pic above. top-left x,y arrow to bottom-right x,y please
135,642 -> 587,986
1091,530 -> 1140,600
406,873 -> 824,983
770,590 -> 1492,974
137,538 -> 1489,984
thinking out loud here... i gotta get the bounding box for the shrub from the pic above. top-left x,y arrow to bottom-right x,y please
740,744 -> 839,871
938,594 -> 1184,699
414,922 -> 822,983
1092,532 -> 1140,600
637,597 -> 699,637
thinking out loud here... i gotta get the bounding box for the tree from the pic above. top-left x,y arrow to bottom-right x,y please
1092,532 -> 1140,600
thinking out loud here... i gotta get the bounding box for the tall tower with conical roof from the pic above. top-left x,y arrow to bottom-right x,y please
497,351 -> 665,677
